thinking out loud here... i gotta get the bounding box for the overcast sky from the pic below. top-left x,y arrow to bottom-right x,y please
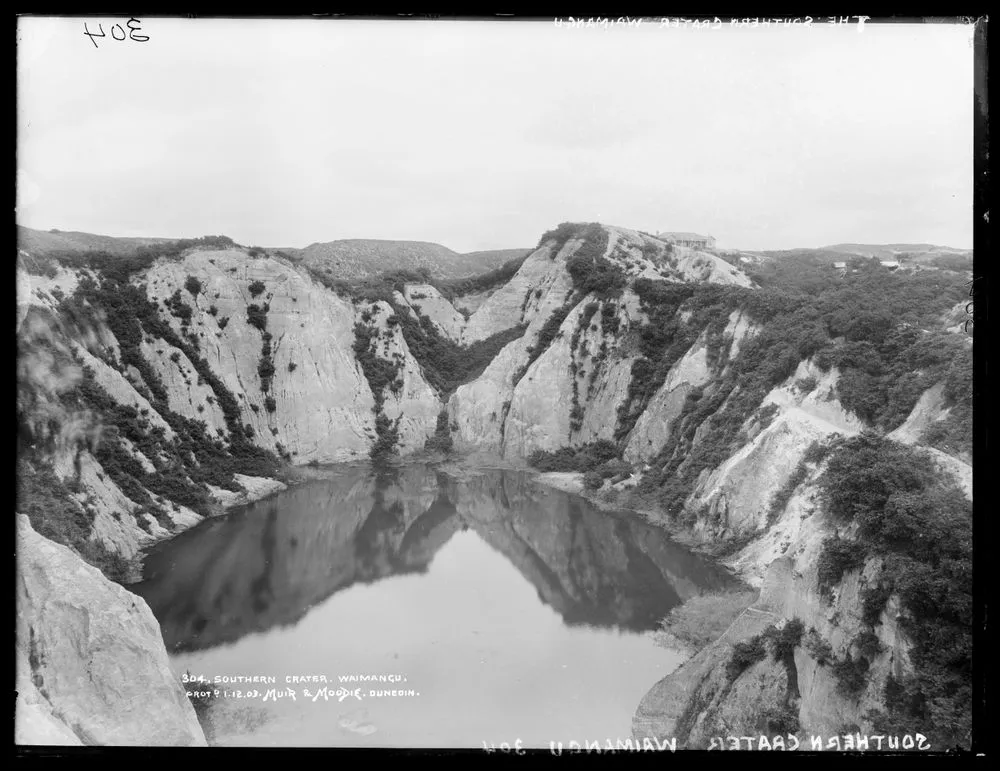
17,17 -> 976,252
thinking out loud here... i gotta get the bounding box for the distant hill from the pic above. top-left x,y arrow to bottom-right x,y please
461,248 -> 531,266
17,226 -> 530,281
822,243 -> 972,258
17,226 -> 175,257
283,240 -> 529,281
747,243 -> 973,272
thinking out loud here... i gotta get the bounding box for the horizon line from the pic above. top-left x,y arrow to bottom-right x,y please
15,222 -> 974,255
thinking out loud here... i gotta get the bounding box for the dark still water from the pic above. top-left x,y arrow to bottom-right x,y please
133,465 -> 736,748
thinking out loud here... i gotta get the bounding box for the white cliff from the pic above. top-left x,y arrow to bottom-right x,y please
144,250 -> 379,463
15,515 -> 207,746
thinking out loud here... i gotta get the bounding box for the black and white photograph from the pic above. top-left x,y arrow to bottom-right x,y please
15,15 -> 982,753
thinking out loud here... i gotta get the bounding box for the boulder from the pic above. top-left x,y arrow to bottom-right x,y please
15,515 -> 206,746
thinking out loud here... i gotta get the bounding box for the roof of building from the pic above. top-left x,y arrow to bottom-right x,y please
833,261 -> 848,269
656,231 -> 714,241
880,259 -> 901,266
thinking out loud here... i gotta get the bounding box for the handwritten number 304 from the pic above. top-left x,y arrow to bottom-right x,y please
84,19 -> 149,48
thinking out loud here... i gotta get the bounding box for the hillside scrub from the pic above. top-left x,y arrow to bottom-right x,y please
352,321 -> 404,464
18,459 -> 134,583
767,461 -> 810,524
919,344 -> 973,458
767,618 -> 805,662
246,297 -> 276,395
316,267 -> 528,399
563,224 -> 626,300
25,236 -> 237,283
424,409 -> 453,454
18,458 -> 93,554
581,459 -> 633,490
369,414 -> 401,464
527,440 -> 619,473
537,221 -> 596,253
393,310 -> 526,397
629,256 -> 970,524
55,271 -> 280,488
615,280 -> 747,442
436,253 -> 529,300
816,433 -> 972,749
352,322 -> 403,412
726,634 -> 768,682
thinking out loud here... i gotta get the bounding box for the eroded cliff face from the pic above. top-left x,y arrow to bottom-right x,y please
144,250 -> 408,463
21,225 -> 756,519
448,226 -> 755,460
448,240 -> 577,453
632,499 -> 921,747
27,250 -> 445,472
623,310 -> 758,465
501,294 -> 638,458
15,515 -> 206,746
354,299 -> 441,453
631,375 -> 972,748
686,361 -> 862,541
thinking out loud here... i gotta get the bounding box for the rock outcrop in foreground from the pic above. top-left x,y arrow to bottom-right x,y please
15,515 -> 206,746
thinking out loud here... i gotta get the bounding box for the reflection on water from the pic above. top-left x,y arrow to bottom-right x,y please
134,465 -> 737,747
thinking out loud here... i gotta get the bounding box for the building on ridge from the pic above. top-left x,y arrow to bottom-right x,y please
656,231 -> 716,250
